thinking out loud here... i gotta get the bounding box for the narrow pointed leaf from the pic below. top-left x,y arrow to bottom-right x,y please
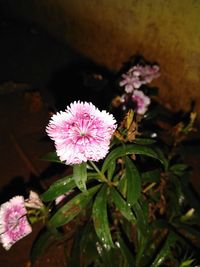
133,202 -> 150,266
96,243 -> 120,267
153,147 -> 168,171
118,234 -> 135,267
50,185 -> 100,227
68,228 -> 82,267
73,162 -> 87,193
92,185 -> 114,249
30,227 -> 61,263
141,169 -> 161,183
102,144 -> 164,174
102,249 -> 121,267
180,259 -> 195,267
111,187 -> 136,223
150,232 -> 177,267
107,160 -> 116,181
125,157 -> 141,206
41,175 -> 75,201
80,222 -> 99,266
41,172 -> 100,202
132,201 -> 147,240
133,138 -> 156,145
170,163 -> 189,176
181,174 -> 200,214
118,174 -> 127,198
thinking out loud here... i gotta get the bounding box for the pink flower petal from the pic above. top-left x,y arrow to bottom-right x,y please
132,90 -> 151,115
46,101 -> 117,165
0,196 -> 32,250
120,64 -> 160,91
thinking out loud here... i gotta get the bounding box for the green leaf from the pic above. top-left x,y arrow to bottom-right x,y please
102,144 -> 164,174
170,163 -> 188,171
181,174 -> 200,214
41,172 -> 100,202
150,232 -> 177,267
133,138 -> 156,145
133,201 -> 150,266
174,221 -> 200,238
92,185 -> 114,249
30,227 -> 61,263
41,175 -> 75,201
125,157 -> 141,206
95,242 -> 122,267
40,151 -> 62,163
96,243 -> 121,267
117,173 -> 127,198
67,227 -> 82,267
73,162 -> 87,193
180,259 -> 195,267
111,187 -> 136,223
118,234 -> 135,267
80,222 -> 99,266
170,163 -> 189,176
133,202 -> 147,234
153,147 -> 168,171
168,174 -> 184,216
141,169 -> 161,183
107,160 -> 116,181
50,185 -> 100,227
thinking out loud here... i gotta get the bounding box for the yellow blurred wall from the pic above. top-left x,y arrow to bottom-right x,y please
4,0 -> 200,114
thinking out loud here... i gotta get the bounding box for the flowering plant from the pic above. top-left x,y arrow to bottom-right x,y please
1,58 -> 200,267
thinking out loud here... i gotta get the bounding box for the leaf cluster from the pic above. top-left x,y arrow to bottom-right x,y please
30,60 -> 200,267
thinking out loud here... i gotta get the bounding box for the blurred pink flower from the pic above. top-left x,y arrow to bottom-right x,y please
132,90 -> 151,115
25,191 -> 44,210
129,64 -> 160,83
120,64 -> 160,93
0,196 -> 32,250
55,194 -> 67,205
119,74 -> 141,93
46,101 -> 117,165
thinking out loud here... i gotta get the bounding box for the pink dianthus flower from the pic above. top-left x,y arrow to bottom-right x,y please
119,64 -> 160,93
119,74 -> 141,93
132,90 -> 151,115
46,101 -> 117,165
0,196 -> 32,250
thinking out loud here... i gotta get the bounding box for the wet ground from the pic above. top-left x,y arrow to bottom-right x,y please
0,14 -> 200,267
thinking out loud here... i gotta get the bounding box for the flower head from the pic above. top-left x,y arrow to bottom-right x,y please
119,64 -> 160,93
46,101 -> 117,165
132,90 -> 151,115
0,196 -> 32,250
119,74 -> 141,93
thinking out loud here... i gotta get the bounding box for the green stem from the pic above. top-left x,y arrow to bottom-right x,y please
89,161 -> 113,186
